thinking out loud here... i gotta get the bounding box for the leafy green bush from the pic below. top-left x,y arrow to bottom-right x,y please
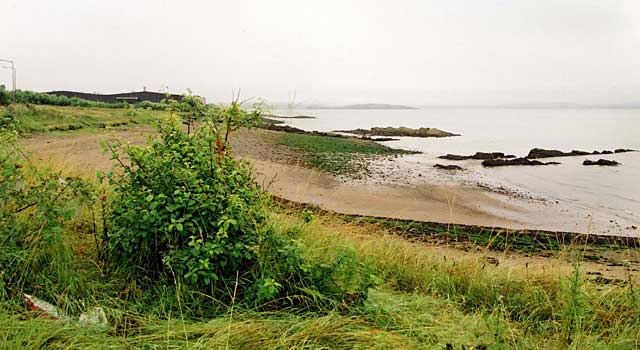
104,100 -> 371,310
135,100 -> 167,110
0,126 -> 94,307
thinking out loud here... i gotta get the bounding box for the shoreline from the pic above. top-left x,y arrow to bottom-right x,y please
246,155 -> 630,236
236,129 -> 637,237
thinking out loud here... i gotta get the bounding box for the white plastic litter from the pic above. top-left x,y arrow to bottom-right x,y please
79,307 -> 109,329
24,293 -> 109,329
23,293 -> 70,321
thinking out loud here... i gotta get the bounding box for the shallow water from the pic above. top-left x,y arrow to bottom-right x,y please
275,107 -> 640,235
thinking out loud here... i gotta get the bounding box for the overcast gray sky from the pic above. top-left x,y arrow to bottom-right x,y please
2,0 -> 639,105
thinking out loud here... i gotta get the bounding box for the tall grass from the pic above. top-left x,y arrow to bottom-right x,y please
279,213 -> 640,348
1,204 -> 639,349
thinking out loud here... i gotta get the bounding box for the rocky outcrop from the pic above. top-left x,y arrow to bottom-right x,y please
259,123 -> 348,138
433,164 -> 463,171
527,148 -> 589,158
583,159 -> 620,166
439,152 -> 516,161
259,116 -> 285,125
259,123 -> 408,143
482,158 -> 561,167
335,127 -> 460,138
361,136 -> 399,142
527,148 -> 634,159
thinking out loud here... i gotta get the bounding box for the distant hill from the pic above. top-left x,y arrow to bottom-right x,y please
309,103 -> 417,110
415,103 -> 640,109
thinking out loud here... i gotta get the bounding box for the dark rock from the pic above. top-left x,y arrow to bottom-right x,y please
570,150 -> 591,156
433,164 -> 463,171
527,148 -> 590,158
583,159 -> 620,166
472,152 -> 508,159
361,136 -> 399,142
482,158 -> 561,167
439,154 -> 468,161
438,152 -> 513,161
526,148 -> 568,158
528,147 -> 634,159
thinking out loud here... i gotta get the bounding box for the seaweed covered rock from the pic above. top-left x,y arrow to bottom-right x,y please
335,126 -> 459,138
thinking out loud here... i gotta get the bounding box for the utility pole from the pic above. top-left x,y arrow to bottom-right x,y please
0,59 -> 16,102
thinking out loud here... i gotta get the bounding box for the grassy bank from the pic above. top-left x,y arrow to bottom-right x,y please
1,104 -> 163,134
278,132 -> 417,176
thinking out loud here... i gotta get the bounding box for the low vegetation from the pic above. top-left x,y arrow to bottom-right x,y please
0,85 -> 10,106
0,103 -> 163,134
278,132 -> 416,176
0,100 -> 639,349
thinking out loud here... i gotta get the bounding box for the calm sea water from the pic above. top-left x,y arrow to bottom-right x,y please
275,107 -> 640,233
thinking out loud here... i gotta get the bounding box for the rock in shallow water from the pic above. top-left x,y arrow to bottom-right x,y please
433,164 -> 463,171
481,158 -> 561,167
439,152 -> 515,161
527,148 -> 634,159
583,159 -> 621,166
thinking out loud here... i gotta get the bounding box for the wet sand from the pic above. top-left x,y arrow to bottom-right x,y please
247,157 -> 616,234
